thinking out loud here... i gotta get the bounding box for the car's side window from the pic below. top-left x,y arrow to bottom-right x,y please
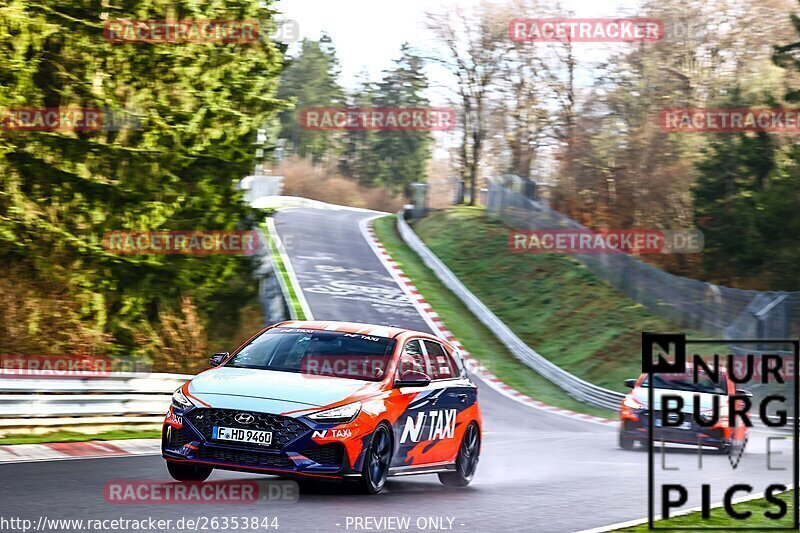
422,340 -> 455,381
397,339 -> 427,378
448,347 -> 467,378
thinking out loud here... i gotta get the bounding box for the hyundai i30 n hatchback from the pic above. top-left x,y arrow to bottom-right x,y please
162,321 -> 482,494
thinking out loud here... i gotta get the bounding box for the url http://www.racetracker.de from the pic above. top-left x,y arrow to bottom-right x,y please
0,515 -> 280,532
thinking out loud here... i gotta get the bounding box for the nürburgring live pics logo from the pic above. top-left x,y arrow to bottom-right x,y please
643,332 -> 799,530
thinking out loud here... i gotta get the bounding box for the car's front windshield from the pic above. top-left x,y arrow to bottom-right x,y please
225,327 -> 396,382
641,373 -> 727,395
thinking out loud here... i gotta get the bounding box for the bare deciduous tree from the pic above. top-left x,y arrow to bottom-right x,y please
428,3 -> 511,204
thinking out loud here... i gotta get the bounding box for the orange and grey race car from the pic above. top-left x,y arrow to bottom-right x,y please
619,365 -> 751,453
162,321 -> 482,494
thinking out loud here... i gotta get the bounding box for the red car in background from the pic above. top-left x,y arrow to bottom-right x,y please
619,366 -> 751,453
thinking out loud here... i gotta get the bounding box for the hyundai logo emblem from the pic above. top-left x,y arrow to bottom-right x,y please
234,413 -> 255,425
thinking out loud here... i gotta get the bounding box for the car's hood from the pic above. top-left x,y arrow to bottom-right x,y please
632,387 -> 728,413
187,366 -> 381,414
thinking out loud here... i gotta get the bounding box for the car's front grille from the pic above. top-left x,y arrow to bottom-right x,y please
647,410 -> 706,428
299,444 -> 344,466
169,428 -> 193,448
195,447 -> 294,469
186,408 -> 309,449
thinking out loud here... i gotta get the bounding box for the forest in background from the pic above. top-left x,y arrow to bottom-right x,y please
3,0 -> 800,372
0,0 -> 285,369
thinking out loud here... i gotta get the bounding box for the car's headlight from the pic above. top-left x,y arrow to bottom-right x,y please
623,396 -> 645,410
172,388 -> 193,409
308,401 -> 361,424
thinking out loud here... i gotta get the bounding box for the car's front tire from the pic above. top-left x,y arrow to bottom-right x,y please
439,422 -> 480,487
618,422 -> 635,450
354,423 -> 393,494
166,461 -> 213,482
719,435 -> 747,456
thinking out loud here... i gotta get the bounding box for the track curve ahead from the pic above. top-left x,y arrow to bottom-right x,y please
1,207 -> 791,533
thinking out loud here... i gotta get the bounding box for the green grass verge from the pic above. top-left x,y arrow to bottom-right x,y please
260,222 -> 307,320
412,207 -> 684,394
0,428 -> 161,445
619,490 -> 795,531
373,215 -> 614,418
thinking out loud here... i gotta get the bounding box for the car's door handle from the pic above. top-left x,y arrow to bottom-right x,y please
457,394 -> 468,403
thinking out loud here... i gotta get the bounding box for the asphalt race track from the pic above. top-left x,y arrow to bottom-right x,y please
0,206 -> 793,533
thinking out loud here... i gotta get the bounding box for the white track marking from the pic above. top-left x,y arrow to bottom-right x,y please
265,217 -> 314,320
0,439 -> 160,464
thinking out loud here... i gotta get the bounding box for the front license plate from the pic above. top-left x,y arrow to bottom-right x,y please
654,419 -> 692,430
212,426 -> 273,446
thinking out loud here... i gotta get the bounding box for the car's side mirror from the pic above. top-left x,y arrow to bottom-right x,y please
736,389 -> 753,398
395,370 -> 431,388
624,379 -> 636,389
209,352 -> 229,366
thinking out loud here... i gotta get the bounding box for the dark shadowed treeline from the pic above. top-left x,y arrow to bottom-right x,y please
0,1 -> 286,367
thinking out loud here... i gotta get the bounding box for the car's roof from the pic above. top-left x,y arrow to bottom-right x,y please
272,320 -> 432,340
638,362 -> 729,380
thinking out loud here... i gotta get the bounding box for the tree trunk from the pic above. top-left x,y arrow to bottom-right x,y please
468,163 -> 477,206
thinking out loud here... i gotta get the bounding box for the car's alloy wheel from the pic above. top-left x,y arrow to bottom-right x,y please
357,424 -> 392,494
439,422 -> 480,487
166,461 -> 213,482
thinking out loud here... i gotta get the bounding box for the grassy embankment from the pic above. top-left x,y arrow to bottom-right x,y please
373,207 -> 696,417
619,491 -> 795,531
0,429 -> 161,445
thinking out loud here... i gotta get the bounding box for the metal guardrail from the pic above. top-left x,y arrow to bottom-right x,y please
396,215 -> 795,430
396,214 -> 625,411
0,372 -> 191,431
487,182 -> 800,343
